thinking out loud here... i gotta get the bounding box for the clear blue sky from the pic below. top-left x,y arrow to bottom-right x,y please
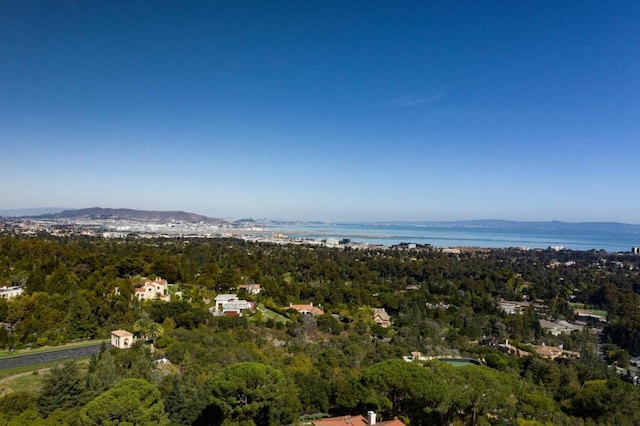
1,1 -> 639,222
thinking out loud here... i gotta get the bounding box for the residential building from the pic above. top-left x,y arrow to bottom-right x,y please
372,308 -> 391,328
632,246 -> 640,255
111,329 -> 134,349
480,337 -> 531,357
539,319 -> 584,336
402,351 -> 429,362
238,283 -> 262,294
222,300 -> 254,315
498,300 -> 530,315
0,285 -> 23,300
214,294 -> 240,311
135,277 -> 169,302
534,344 -> 580,360
210,294 -> 254,316
312,411 -> 404,425
288,302 -> 324,316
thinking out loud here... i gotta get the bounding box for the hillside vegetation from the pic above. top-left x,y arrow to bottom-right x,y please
1,235 -> 640,424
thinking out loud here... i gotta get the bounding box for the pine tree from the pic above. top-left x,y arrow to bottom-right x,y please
86,350 -> 118,398
165,375 -> 206,425
66,293 -> 98,339
37,361 -> 86,417
79,378 -> 169,425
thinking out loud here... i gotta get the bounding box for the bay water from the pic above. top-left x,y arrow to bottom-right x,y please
269,223 -> 640,252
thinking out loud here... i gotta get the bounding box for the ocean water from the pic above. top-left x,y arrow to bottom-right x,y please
269,223 -> 640,252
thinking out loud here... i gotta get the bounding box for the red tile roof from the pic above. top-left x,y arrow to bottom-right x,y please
288,303 -> 324,316
312,415 -> 404,426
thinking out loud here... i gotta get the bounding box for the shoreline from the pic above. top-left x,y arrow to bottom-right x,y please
2,217 -> 638,253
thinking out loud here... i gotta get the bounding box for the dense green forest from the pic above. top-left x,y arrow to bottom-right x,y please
1,235 -> 640,425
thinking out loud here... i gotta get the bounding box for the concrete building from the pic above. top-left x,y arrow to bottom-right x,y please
211,294 -> 254,316
0,285 -> 23,300
324,238 -> 340,246
111,329 -> 134,349
213,294 -> 240,312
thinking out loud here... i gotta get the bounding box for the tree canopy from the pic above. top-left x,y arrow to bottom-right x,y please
78,378 -> 169,426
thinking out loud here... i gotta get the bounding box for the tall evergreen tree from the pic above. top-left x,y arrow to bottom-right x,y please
37,361 -> 85,417
66,292 -> 98,339
165,375 -> 207,426
86,350 -> 118,398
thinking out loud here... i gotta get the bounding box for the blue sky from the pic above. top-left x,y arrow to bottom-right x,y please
1,1 -> 639,222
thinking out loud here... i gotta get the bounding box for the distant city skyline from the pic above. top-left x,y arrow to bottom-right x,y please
2,2 -> 639,223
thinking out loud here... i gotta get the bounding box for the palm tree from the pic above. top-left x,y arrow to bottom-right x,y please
133,319 -> 151,340
146,322 -> 165,345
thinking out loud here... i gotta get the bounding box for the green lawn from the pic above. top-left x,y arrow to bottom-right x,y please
0,369 -> 46,395
568,303 -> 607,317
255,304 -> 289,323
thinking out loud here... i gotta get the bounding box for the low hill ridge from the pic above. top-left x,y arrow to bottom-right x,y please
38,207 -> 227,224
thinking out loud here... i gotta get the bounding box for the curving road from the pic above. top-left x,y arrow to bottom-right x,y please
0,344 -> 104,370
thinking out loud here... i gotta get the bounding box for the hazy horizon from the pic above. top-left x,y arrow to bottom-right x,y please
2,2 -> 639,223
2,206 -> 640,227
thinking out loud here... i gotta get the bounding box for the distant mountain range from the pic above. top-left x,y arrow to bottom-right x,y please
17,207 -> 228,225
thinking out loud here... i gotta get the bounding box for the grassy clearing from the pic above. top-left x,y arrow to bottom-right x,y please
0,359 -> 91,397
0,369 -> 46,396
256,304 -> 289,323
0,339 -> 108,359
568,303 -> 607,316
0,357 -> 91,382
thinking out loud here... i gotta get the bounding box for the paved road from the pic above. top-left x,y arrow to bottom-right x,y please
0,344 -> 103,370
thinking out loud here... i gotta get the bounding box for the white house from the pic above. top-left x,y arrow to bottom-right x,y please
220,300 -> 254,315
111,329 -> 134,349
0,285 -> 23,300
213,294 -> 239,311
498,300 -> 531,315
211,294 -> 254,316
135,278 -> 169,302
